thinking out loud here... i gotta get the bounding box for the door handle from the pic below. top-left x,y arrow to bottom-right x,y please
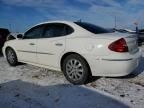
55,43 -> 63,46
29,43 -> 35,45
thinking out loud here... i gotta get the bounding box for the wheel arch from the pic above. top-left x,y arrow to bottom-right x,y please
5,46 -> 17,59
60,52 -> 92,75
5,46 -> 15,54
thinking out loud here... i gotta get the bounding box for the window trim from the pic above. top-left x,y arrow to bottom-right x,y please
42,23 -> 74,38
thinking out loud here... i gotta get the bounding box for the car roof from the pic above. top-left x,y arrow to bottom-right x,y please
25,20 -> 79,33
24,20 -> 93,37
35,21 -> 102,28
35,20 -> 74,26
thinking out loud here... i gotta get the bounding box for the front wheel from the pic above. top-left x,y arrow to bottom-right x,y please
62,54 -> 90,85
6,48 -> 18,66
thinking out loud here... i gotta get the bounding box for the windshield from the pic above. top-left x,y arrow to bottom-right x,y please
74,22 -> 111,34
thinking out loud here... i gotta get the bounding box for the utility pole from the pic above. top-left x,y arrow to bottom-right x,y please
77,19 -> 82,22
114,16 -> 117,29
9,23 -> 12,31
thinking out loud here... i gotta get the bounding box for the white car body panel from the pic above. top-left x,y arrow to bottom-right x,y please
5,39 -> 37,63
2,21 -> 141,77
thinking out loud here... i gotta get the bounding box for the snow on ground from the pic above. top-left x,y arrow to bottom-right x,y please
0,46 -> 144,108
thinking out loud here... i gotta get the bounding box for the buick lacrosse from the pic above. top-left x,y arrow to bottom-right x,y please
3,21 -> 141,84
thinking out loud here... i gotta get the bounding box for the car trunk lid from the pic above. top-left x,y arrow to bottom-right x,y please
92,32 -> 139,54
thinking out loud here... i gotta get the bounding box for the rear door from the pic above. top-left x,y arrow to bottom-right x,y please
37,23 -> 74,68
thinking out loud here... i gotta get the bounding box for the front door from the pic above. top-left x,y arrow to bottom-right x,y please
16,24 -> 44,63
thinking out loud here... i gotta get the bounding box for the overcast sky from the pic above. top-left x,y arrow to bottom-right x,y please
0,0 -> 144,32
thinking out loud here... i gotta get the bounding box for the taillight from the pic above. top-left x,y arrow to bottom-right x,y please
108,38 -> 128,52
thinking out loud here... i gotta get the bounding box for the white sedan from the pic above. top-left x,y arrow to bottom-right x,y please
2,21 -> 141,84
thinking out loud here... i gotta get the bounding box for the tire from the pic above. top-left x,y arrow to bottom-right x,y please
62,54 -> 90,85
6,48 -> 18,66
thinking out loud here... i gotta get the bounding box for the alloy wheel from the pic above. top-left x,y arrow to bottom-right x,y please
66,59 -> 84,81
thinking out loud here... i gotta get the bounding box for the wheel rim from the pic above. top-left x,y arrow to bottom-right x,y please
66,59 -> 84,81
7,49 -> 15,64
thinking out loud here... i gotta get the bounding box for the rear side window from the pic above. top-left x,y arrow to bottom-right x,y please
43,23 -> 74,38
65,25 -> 74,35
75,22 -> 110,34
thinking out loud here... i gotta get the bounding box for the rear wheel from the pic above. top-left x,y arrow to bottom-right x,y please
6,48 -> 18,66
62,54 -> 90,85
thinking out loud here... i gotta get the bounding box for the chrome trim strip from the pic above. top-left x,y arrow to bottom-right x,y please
17,50 -> 54,55
37,52 -> 54,55
17,50 -> 35,53
102,58 -> 133,61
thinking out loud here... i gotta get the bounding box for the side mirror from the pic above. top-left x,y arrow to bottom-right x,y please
17,34 -> 23,39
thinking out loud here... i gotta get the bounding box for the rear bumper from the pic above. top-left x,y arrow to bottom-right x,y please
83,50 -> 141,77
98,57 -> 139,76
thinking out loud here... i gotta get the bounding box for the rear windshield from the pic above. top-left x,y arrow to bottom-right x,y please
75,22 -> 110,34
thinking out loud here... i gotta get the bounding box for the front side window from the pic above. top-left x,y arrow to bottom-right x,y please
24,25 -> 44,39
43,23 -> 74,38
75,22 -> 110,34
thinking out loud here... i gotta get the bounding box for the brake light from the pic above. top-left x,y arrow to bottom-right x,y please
108,38 -> 128,52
